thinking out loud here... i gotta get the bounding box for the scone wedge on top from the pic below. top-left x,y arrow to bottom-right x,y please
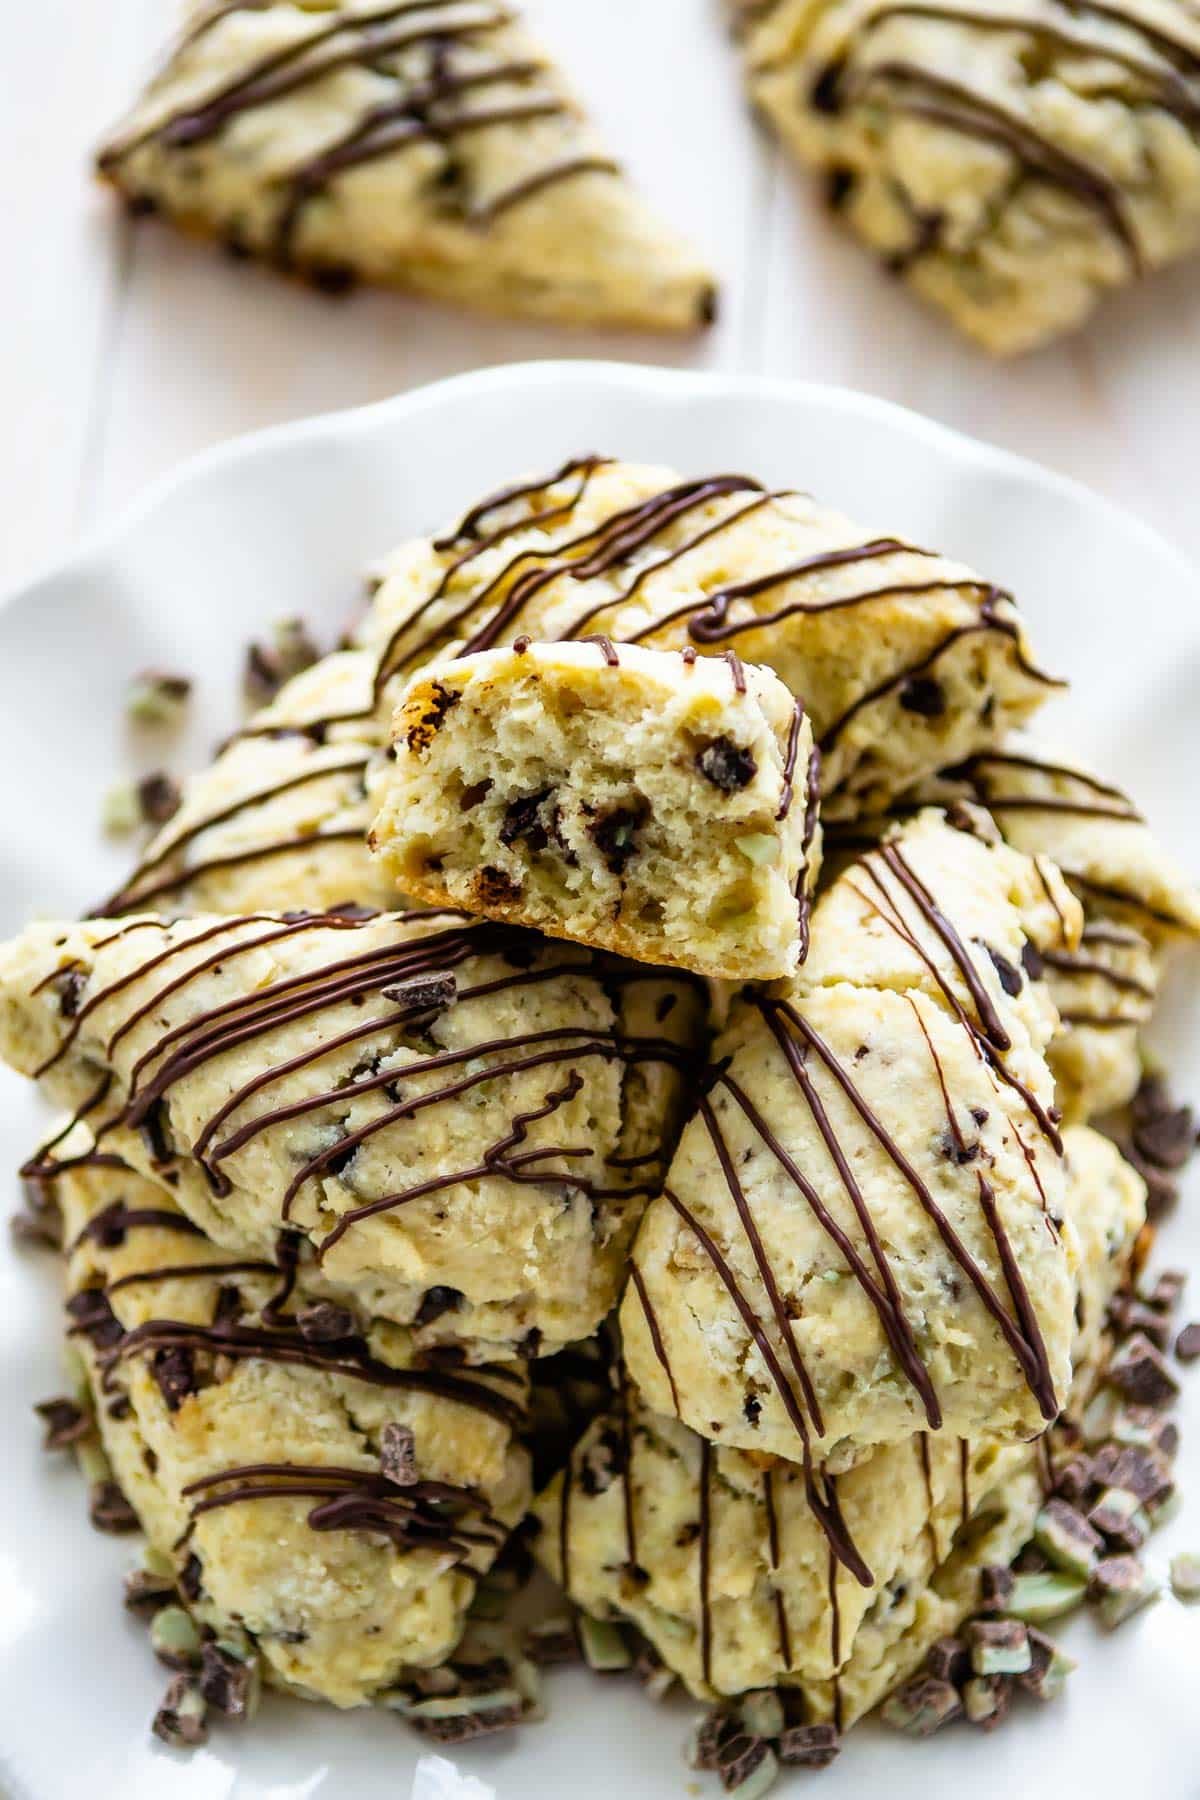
622,808 -> 1086,1469
370,639 -> 822,982
739,0 -> 1200,354
0,908 -> 703,1358
56,1143 -> 531,1709
95,1 -> 714,331
536,1124 -> 1146,1714
363,457 -> 1059,819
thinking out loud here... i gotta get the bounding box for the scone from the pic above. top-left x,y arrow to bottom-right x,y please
621,809 -> 1084,1468
534,1124 -> 1145,1713
370,640 -> 822,982
95,1 -> 714,331
0,909 -> 703,1356
59,1149 -> 531,1708
1043,920 -> 1159,1122
362,457 -> 1059,818
739,0 -> 1200,353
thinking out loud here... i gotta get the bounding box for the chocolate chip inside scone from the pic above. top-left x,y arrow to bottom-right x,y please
371,639 -> 823,982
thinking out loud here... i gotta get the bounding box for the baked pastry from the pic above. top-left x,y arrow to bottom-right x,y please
533,1123 -> 1145,1714
59,1147 -> 530,1707
1043,919 -> 1159,1122
369,640 -> 822,982
0,909 -> 703,1356
364,457 -> 1059,819
739,0 -> 1200,353
95,0 -> 714,331
621,809 -> 1084,1467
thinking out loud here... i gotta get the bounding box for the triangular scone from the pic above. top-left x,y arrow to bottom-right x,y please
56,1145 -> 531,1708
361,457 -> 1060,819
96,1 -> 714,331
370,641 -> 823,982
537,1126 -> 1144,1713
621,810 -> 1085,1467
0,910 -> 703,1357
738,0 -> 1200,353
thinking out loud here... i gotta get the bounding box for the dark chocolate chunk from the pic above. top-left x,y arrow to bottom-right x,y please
1020,940 -> 1046,981
178,1553 -> 204,1603
717,1732 -> 770,1792
459,778 -> 492,811
199,1642 -> 256,1719
1108,1332 -> 1180,1406
500,788 -> 553,853
414,1285 -> 465,1328
1131,1077 -> 1195,1171
56,969 -> 86,1018
152,1673 -> 208,1749
696,736 -> 757,793
691,1706 -> 739,1771
296,1301 -> 357,1344
743,1393 -> 762,1427
34,1396 -> 92,1451
982,944 -> 1022,997
1107,1294 -> 1172,1350
825,166 -> 856,211
926,1635 -> 969,1686
411,1703 -> 524,1745
979,1564 -> 1015,1611
151,1346 -> 198,1412
124,1564 -> 178,1611
65,1286 -> 125,1350
381,972 -> 457,1018
898,677 -> 946,718
588,802 -> 648,875
406,680 -> 460,752
380,1422 -> 419,1488
523,1619 -> 580,1666
1176,1322 -> 1200,1363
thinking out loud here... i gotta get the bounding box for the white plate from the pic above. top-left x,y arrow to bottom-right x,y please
0,363 -> 1197,1800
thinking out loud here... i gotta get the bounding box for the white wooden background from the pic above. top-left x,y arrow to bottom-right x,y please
5,0 -> 1200,600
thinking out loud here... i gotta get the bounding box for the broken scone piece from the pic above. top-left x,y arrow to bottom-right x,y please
371,640 -> 822,982
96,1 -> 714,331
740,0 -> 1200,353
58,1149 -> 531,1708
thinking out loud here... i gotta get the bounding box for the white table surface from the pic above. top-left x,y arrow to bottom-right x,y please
4,0 -> 1200,600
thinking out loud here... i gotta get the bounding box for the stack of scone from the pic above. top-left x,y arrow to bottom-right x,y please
3,457 -> 1196,1781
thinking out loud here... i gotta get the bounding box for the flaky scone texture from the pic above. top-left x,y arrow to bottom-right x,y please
96,1 -> 714,330
0,910 -> 701,1356
622,810 -> 1085,1466
371,640 -> 822,982
59,1151 -> 530,1707
741,0 -> 1200,353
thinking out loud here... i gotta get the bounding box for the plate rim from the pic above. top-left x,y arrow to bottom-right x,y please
4,360 -> 1197,620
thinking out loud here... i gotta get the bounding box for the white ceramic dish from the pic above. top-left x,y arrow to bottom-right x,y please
0,363 -> 1197,1800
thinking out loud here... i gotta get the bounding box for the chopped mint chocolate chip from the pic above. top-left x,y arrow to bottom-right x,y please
1006,1571 -> 1088,1624
34,1395 -> 92,1451
127,671 -> 192,730
152,1673 -> 208,1749
1033,1499 -> 1102,1578
90,1479 -> 139,1534
1017,1628 -> 1076,1701
690,1707 -> 738,1771
200,1641 -> 261,1720
405,1690 -> 525,1745
718,1735 -> 778,1796
1089,1555 -> 1161,1628
882,1675 -> 963,1736
966,1618 -> 1031,1676
738,1690 -> 785,1740
380,1422 -> 419,1488
1088,1487 -> 1150,1553
734,833 -> 779,866
1108,1332 -> 1180,1406
151,1605 -> 204,1670
926,1635 -> 969,1684
523,1617 -> 580,1666
963,1675 -> 1010,1730
124,1548 -> 178,1612
979,1565 -> 1015,1611
777,1723 -> 840,1768
577,1614 -> 633,1672
1176,1322 -> 1200,1363
1169,1552 -> 1200,1601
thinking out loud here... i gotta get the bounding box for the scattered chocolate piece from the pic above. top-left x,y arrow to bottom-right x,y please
405,680 -> 460,752
381,972 -> 457,1019
1107,1332 -> 1180,1406
409,1697 -> 525,1745
34,1396 -> 92,1451
152,1673 -> 208,1749
500,788 -> 553,852
1131,1079 -> 1195,1170
380,1421 -> 419,1488
1050,1455 -> 1093,1504
1033,1499 -> 1102,1578
90,1479 -> 139,1534
1016,1627 -> 1076,1701
127,670 -> 192,729
696,736 -> 757,793
635,1644 -> 676,1702
926,1635 -> 969,1685
982,944 -> 1022,998
577,1613 -> 632,1672
1107,1445 -> 1173,1508
1175,1322 -> 1200,1363
778,1722 -> 840,1768
137,771 -> 183,826
243,618 -> 321,708
966,1618 -> 1031,1676
523,1618 -> 580,1666
1088,1488 -> 1149,1553
200,1641 -> 260,1720
151,1604 -> 204,1670
690,1706 -> 739,1771
1089,1554 -> 1161,1628
1143,1269 -> 1187,1312
11,1188 -> 63,1250
178,1553 -> 204,1603
962,1674 -> 1010,1730
881,1675 -> 963,1736
718,1734 -> 776,1794
1006,1571 -> 1087,1624
1107,1295 -> 1172,1350
296,1301 -> 356,1344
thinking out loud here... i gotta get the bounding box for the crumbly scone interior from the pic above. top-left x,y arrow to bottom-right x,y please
371,641 -> 820,981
